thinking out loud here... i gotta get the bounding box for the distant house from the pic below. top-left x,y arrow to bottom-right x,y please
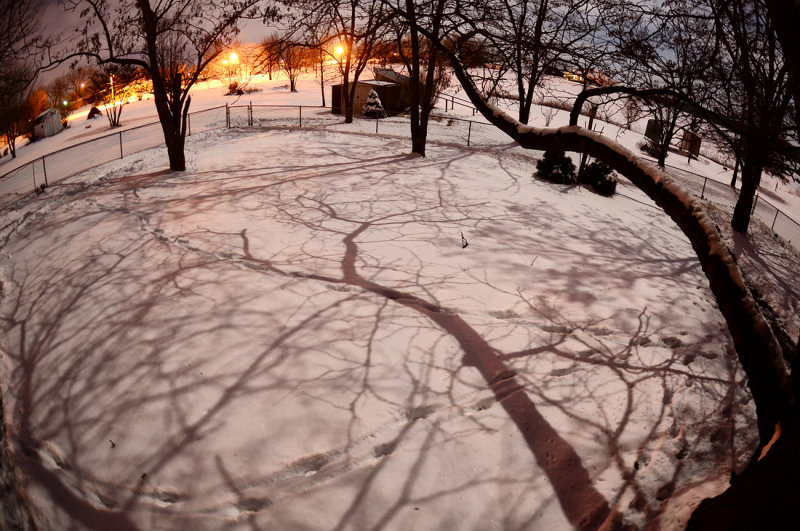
33,108 -> 62,139
331,80 -> 401,116
562,70 -> 615,87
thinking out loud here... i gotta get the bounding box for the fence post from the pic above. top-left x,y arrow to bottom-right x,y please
119,131 -> 123,159
299,106 -> 302,127
226,103 -> 230,128
445,99 -> 448,112
42,156 -> 48,187
771,210 -> 779,232
188,114 -> 192,136
249,101 -> 253,126
32,162 -> 36,191
751,193 -> 759,215
376,118 -> 379,134
700,177 -> 707,199
467,121 -> 472,147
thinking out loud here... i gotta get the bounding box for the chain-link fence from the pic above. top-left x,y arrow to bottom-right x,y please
750,194 -> 800,250
3,102 -> 799,255
662,164 -> 800,250
0,105 -> 227,209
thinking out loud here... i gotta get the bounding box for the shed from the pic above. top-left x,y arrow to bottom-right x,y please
33,108 -> 62,139
681,131 -> 702,157
374,68 -> 416,108
644,119 -> 663,143
331,81 -> 401,116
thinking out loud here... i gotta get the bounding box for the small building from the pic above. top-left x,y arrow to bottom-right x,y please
331,80 -> 401,116
33,108 -> 62,139
562,69 -> 614,87
681,131 -> 702,157
644,119 -> 663,143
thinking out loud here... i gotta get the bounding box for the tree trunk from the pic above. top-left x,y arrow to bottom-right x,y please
688,412 -> 800,529
153,94 -> 190,172
343,81 -> 355,124
164,132 -> 186,171
5,133 -> 16,158
731,154 -> 764,234
407,0 -> 423,156
518,102 -> 531,125
344,102 -> 354,123
579,105 -> 598,173
319,52 -> 326,107
657,111 -> 679,167
730,156 -> 740,187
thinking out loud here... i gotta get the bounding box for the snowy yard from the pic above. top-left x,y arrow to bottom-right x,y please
0,127 -> 760,529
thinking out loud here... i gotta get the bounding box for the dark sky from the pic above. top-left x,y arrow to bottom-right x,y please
36,1 -> 271,82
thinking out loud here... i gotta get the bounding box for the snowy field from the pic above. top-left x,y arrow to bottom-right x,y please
1,126 -> 762,529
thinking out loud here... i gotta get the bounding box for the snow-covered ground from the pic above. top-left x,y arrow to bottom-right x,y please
0,124 -> 766,529
0,70 -> 798,530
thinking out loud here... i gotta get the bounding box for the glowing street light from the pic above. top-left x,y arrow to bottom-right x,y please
229,52 -> 240,80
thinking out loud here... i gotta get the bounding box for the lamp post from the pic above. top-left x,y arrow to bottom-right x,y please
230,52 -> 239,80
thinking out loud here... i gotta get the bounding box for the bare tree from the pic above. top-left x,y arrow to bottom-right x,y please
494,0 -> 596,125
275,39 -> 311,92
595,1 -> 718,166
0,1 -> 45,158
256,34 -> 282,81
84,64 -> 142,127
290,0 -> 392,123
0,63 -> 34,158
45,76 -> 73,120
0,0 -> 43,62
390,0 -> 451,156
402,0 -> 794,447
59,0 -> 273,171
708,0 -> 793,234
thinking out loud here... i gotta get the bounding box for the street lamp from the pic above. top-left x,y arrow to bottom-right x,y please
229,52 -> 239,80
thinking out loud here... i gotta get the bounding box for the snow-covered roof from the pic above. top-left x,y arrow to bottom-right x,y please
36,108 -> 59,119
359,80 -> 396,86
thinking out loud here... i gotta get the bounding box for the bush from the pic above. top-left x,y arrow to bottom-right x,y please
579,160 -> 618,196
536,150 -> 577,184
227,81 -> 244,96
638,139 -> 662,158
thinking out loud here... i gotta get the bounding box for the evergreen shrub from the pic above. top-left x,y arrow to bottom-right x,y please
536,150 -> 577,184
579,160 -> 618,196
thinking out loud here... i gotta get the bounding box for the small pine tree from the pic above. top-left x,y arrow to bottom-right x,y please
363,89 -> 386,118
